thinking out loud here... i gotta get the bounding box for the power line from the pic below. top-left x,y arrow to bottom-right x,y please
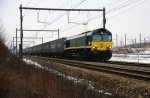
35,0 -> 87,32
59,0 -> 128,31
35,0 -> 74,29
60,0 -> 147,32
43,0 -> 74,22
23,0 -> 44,17
105,0 -> 123,7
84,0 -> 145,22
107,0 -> 149,20
87,0 -> 136,21
42,0 -> 87,29
25,0 -> 33,6
22,0 -> 148,36
106,0 -> 141,14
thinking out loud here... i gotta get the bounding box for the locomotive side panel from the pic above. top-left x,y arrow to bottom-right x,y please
70,39 -> 76,47
56,38 -> 66,52
76,37 -> 86,47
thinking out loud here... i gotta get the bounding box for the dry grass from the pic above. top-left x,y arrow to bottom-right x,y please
0,27 -> 101,98
0,54 -> 101,98
0,45 -> 72,97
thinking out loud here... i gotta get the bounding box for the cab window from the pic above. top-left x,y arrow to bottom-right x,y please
103,34 -> 112,41
92,34 -> 111,41
92,35 -> 102,41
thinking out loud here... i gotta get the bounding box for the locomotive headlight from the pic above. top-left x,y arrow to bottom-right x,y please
109,46 -> 112,49
107,46 -> 112,50
100,32 -> 103,35
92,47 -> 97,50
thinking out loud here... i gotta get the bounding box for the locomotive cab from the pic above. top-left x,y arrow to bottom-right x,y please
92,29 -> 112,51
91,28 -> 112,60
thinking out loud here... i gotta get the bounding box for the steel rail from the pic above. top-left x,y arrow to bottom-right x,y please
106,61 -> 150,67
35,57 -> 150,81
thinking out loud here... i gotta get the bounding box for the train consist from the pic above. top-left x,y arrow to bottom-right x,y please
23,28 -> 112,61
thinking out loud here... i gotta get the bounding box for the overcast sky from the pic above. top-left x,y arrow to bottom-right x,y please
0,0 -> 150,48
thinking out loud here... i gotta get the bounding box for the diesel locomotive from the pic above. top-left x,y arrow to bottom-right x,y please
23,28 -> 112,61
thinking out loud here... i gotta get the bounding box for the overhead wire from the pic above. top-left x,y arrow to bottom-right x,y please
107,0 -> 141,14
33,0 -> 86,39
104,0 -> 123,7
23,0 -> 148,36
107,0 -> 149,20
55,0 -> 127,28
25,0 -> 33,6
38,0 -> 126,32
23,0 -> 44,17
44,0 -> 74,21
37,0 -> 74,27
85,0 -> 140,22
42,0 -> 87,29
78,0 -> 145,23
60,0 -> 147,32
60,0 -> 129,32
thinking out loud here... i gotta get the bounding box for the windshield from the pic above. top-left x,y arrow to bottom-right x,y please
103,34 -> 112,41
92,35 -> 102,41
92,34 -> 111,41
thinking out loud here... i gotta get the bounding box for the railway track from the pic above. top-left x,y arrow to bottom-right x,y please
30,56 -> 150,81
106,61 -> 150,67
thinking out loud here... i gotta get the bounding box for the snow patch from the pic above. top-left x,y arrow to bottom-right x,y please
23,58 -> 112,96
110,51 -> 150,64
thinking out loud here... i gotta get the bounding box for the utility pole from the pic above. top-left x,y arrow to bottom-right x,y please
16,28 -> 18,55
144,38 -> 146,47
116,34 -> 118,48
135,38 -> 136,48
13,37 -> 15,54
58,29 -> 59,39
125,34 -> 126,48
20,5 -> 23,59
103,8 -> 106,29
140,34 -> 141,48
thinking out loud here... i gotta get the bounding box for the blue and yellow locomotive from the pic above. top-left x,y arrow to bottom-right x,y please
64,28 -> 112,60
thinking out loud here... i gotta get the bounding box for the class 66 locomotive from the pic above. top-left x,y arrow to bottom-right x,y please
65,28 -> 112,61
23,28 -> 112,61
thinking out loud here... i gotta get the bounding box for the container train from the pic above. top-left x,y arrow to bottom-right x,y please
23,28 -> 112,61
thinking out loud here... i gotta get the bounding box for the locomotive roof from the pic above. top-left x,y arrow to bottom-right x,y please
93,28 -> 112,35
66,28 -> 111,40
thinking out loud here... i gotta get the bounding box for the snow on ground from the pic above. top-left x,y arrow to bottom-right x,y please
23,58 -> 112,96
110,48 -> 150,64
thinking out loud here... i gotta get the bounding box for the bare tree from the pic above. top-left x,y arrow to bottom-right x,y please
0,21 -> 6,44
0,20 -> 10,47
